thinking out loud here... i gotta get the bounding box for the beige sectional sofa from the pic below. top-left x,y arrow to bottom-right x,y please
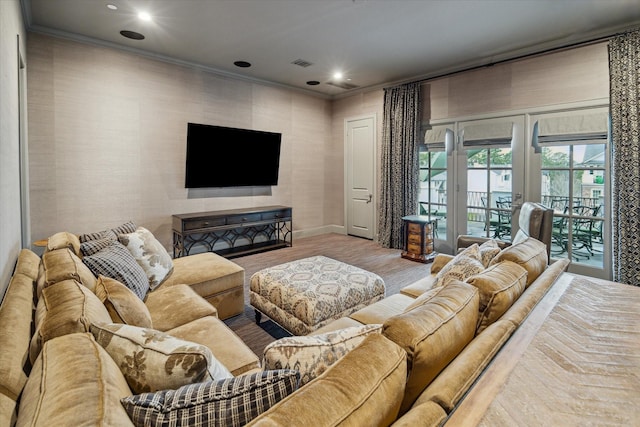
0,227 -> 569,426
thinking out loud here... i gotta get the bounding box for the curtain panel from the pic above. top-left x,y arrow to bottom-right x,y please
378,82 -> 421,249
609,28 -> 640,286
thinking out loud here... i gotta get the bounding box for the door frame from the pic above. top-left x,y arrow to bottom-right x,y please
344,114 -> 377,240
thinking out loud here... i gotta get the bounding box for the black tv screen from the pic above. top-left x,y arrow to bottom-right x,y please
185,123 -> 282,188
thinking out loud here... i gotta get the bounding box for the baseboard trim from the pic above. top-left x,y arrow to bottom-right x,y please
293,225 -> 345,240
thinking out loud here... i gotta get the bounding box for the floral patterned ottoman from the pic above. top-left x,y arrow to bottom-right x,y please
249,256 -> 386,335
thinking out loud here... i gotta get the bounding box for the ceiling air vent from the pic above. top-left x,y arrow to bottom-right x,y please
326,81 -> 359,90
291,59 -> 313,68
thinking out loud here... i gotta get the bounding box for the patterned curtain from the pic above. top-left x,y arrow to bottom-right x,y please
609,28 -> 640,286
378,82 -> 421,249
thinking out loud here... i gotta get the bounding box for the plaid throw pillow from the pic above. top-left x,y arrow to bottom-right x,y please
80,230 -> 117,257
82,241 -> 150,299
121,370 -> 300,427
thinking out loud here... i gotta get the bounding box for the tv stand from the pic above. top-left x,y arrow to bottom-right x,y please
172,206 -> 292,259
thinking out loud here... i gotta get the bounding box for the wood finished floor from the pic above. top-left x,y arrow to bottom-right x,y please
224,233 -> 433,357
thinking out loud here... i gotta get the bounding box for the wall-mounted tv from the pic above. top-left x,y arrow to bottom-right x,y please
185,123 -> 282,188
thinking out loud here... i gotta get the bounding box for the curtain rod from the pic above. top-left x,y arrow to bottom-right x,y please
384,33 -> 619,91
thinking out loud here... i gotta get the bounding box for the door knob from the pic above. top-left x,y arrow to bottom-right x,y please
366,194 -> 372,204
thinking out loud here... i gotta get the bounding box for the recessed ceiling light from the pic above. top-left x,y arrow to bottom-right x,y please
234,61 -> 252,68
107,4 -> 118,10
120,30 -> 145,40
138,11 -> 152,21
333,72 -> 343,80
306,80 -> 320,86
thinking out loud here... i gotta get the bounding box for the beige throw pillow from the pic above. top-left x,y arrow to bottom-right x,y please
119,227 -> 174,290
478,239 -> 502,267
263,324 -> 382,386
91,323 -> 232,394
433,244 -> 484,288
94,275 -> 153,328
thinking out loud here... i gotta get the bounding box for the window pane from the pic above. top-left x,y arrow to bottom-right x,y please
542,170 -> 570,210
467,149 -> 487,167
490,148 -> 512,167
573,144 -> 605,168
542,146 -> 569,168
419,152 -> 429,168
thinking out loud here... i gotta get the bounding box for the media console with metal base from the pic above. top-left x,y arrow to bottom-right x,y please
172,205 -> 292,258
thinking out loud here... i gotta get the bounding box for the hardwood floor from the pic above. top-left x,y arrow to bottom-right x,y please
224,233 -> 433,357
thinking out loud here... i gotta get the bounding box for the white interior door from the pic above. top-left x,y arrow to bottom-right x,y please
345,116 -> 375,239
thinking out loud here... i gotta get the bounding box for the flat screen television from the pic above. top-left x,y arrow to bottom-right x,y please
185,123 -> 282,188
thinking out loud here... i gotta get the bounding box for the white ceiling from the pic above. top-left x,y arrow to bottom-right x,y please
23,0 -> 640,98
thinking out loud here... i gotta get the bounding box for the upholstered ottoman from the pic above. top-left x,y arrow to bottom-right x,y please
249,256 -> 386,335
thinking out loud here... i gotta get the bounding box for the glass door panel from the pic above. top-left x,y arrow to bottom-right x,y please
533,106 -> 609,279
466,148 -> 513,240
419,150 -> 447,239
458,116 -> 524,243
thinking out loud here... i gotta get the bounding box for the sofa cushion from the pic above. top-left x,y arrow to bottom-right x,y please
167,316 -> 261,377
403,286 -> 441,312
399,275 -> 438,298
466,260 -> 527,332
392,401 -> 447,427
42,247 -> 97,292
14,248 -> 41,281
433,244 -> 484,288
121,370 -> 299,427
247,334 -> 407,427
0,273 -> 34,401
145,284 -> 217,331
262,324 -> 382,386
430,253 -> 455,274
19,333 -> 134,427
382,280 -> 479,415
91,323 -> 232,394
82,241 -> 150,299
489,237 -> 548,287
80,229 -> 117,256
0,393 -> 16,427
118,227 -> 174,290
349,294 -> 415,325
412,319 -> 516,413
30,279 -> 112,364
95,275 -> 153,328
45,231 -> 81,256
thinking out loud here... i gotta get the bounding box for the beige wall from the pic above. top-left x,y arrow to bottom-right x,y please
1,0 -> 27,298
27,33 -> 334,249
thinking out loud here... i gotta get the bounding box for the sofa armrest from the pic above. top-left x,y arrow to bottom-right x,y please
145,284 -> 217,331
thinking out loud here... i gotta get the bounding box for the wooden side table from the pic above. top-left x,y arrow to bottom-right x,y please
401,215 -> 436,263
